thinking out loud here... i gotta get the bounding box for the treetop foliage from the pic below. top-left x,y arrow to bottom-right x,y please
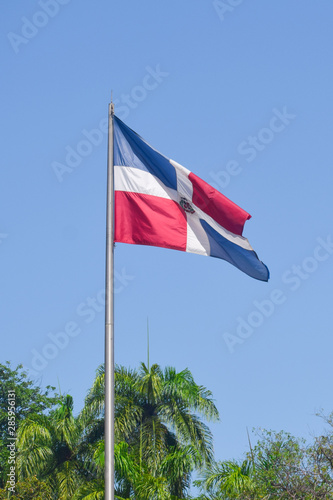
1,361 -> 333,499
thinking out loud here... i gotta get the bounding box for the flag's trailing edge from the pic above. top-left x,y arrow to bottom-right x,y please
113,116 -> 269,281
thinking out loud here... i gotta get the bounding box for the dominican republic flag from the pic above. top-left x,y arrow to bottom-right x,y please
113,116 -> 269,281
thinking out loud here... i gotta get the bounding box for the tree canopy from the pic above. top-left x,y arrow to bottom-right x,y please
1,361 -> 333,499
0,362 -> 58,489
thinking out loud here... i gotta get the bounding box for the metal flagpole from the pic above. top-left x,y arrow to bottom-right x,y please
105,99 -> 115,500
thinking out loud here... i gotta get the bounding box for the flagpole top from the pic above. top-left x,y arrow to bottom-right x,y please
110,91 -> 115,116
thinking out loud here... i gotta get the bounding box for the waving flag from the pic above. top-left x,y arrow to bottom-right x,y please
113,116 -> 269,281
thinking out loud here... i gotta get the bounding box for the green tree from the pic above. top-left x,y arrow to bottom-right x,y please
0,476 -> 53,500
16,394 -> 98,499
84,362 -> 219,498
7,361 -> 219,499
252,429 -> 333,499
197,425 -> 333,500
0,362 -> 57,489
195,459 -> 258,499
75,440 -> 206,500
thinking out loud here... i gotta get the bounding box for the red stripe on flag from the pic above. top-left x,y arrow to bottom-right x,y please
115,191 -> 187,251
189,172 -> 251,235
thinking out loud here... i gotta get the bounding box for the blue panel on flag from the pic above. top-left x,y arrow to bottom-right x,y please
200,220 -> 269,281
114,116 -> 177,191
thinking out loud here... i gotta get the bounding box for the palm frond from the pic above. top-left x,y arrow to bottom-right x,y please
17,414 -> 53,449
163,367 -> 219,422
57,460 -> 83,499
196,459 -> 255,497
17,445 -> 54,479
73,480 -> 104,500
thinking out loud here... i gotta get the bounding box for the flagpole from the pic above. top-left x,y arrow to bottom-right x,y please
105,100 -> 115,500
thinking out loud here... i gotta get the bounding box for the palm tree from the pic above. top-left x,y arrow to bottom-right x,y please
16,363 -> 219,499
16,394 -> 98,499
84,362 -> 220,498
195,459 -> 267,500
74,439 -> 206,500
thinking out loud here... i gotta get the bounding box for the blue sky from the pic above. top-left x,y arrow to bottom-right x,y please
1,0 -> 333,462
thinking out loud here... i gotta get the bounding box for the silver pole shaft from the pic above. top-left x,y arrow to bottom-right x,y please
105,101 -> 115,500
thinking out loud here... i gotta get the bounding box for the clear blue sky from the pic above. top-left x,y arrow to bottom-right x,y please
1,0 -> 333,462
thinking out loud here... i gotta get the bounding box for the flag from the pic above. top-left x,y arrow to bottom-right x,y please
113,116 -> 269,281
